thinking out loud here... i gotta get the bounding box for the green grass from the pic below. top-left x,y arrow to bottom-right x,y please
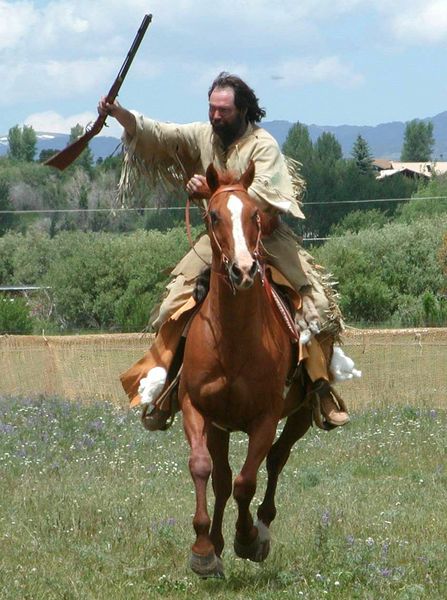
0,396 -> 446,599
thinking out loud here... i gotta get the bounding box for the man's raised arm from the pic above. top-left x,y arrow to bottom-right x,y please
97,98 -> 137,138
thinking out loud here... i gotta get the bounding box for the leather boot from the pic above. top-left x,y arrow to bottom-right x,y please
310,379 -> 350,429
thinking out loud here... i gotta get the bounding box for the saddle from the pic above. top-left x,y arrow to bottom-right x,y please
141,266 -> 303,430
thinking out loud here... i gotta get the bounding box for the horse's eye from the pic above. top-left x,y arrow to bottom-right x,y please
209,210 -> 219,225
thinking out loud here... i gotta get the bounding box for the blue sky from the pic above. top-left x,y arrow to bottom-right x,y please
1,0 -> 447,137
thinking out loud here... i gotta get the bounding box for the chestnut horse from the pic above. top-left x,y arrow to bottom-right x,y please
179,161 -> 312,578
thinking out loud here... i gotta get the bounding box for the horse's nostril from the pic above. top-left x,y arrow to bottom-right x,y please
248,261 -> 258,278
230,263 -> 242,280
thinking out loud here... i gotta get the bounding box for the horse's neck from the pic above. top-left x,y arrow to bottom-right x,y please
208,269 -> 267,334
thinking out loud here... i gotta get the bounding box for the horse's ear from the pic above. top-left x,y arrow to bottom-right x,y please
239,160 -> 255,190
206,163 -> 220,194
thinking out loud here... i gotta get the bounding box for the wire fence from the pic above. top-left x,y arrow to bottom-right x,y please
1,195 -> 447,215
1,328 -> 446,412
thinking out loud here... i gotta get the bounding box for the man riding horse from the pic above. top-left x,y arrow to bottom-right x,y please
98,72 -> 356,429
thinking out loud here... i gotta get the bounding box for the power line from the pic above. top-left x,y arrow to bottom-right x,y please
1,195 -> 446,215
0,206 -> 188,215
304,195 -> 447,206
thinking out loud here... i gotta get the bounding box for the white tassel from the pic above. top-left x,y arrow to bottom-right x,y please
138,367 -> 167,407
330,346 -> 362,383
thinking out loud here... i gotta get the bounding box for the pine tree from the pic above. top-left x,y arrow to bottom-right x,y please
352,134 -> 373,175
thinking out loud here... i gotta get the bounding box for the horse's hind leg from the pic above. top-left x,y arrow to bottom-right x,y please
233,417 -> 277,562
257,406 -> 312,528
182,395 -> 223,578
206,426 -> 232,557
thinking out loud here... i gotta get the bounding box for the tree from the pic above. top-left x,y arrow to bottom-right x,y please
38,148 -> 59,163
401,119 -> 434,162
282,122 -> 314,168
22,125 -> 38,161
0,180 -> 17,235
7,126 -> 23,160
352,135 -> 373,175
315,132 -> 342,165
7,125 -> 37,161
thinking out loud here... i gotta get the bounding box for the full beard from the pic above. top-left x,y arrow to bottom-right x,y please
212,114 -> 245,147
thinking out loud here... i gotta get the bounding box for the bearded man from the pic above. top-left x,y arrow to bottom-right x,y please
98,72 -> 357,430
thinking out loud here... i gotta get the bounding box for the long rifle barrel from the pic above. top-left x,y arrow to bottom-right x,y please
44,14 -> 152,171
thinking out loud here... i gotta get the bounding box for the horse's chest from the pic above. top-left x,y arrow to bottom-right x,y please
190,367 -> 277,424
200,374 -> 250,402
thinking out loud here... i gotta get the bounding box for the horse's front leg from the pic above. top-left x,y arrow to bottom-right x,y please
207,425 -> 232,557
257,405 -> 312,528
181,393 -> 223,578
233,416 -> 278,562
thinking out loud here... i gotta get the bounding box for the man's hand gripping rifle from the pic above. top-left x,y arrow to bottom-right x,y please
44,14 -> 152,171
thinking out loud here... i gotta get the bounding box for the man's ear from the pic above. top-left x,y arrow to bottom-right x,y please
239,160 -> 255,189
206,163 -> 220,193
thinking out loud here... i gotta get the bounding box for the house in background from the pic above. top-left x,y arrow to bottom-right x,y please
373,160 -> 447,180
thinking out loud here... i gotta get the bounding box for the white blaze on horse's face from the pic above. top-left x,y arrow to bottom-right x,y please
227,194 -> 258,289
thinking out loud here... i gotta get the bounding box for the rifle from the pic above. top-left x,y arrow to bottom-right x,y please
44,14 -> 152,170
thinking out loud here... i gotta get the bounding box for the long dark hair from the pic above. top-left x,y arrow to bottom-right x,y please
208,72 -> 266,124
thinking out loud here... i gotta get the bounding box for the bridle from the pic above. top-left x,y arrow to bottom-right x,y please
186,184 -> 263,293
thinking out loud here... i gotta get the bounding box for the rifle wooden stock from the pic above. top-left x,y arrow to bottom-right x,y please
44,14 -> 152,171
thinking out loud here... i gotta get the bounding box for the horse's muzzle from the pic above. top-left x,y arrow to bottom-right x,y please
229,260 -> 258,290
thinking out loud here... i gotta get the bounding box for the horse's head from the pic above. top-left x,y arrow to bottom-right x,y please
205,161 -> 261,291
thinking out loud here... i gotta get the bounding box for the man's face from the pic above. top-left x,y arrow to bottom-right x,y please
209,87 -> 246,145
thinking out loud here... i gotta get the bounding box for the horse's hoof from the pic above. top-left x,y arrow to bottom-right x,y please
234,520 -> 271,563
189,551 -> 224,578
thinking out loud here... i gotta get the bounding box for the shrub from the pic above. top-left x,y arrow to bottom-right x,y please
330,209 -> 389,235
43,227 -> 198,331
390,294 -> 425,328
314,215 -> 447,326
340,275 -> 396,323
0,294 -> 33,334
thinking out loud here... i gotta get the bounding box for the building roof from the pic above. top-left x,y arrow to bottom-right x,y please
373,160 -> 447,179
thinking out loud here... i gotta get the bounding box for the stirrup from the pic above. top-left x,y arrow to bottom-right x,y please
307,379 -> 349,431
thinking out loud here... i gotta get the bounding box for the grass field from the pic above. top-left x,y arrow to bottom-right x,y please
0,395 -> 446,599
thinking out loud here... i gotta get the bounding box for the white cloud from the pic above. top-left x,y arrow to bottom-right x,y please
24,110 -> 124,137
273,56 -> 363,88
391,1 -> 447,43
24,110 -> 95,133
0,1 -> 36,50
0,57 -> 119,106
2,0 -> 446,133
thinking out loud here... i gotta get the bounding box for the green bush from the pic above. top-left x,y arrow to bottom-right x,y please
1,212 -> 445,331
43,227 -> 199,331
314,215 -> 447,326
0,294 -> 33,334
0,227 -> 202,332
396,173 -> 447,224
421,290 -> 447,326
390,294 -> 425,328
340,275 -> 396,323
330,209 -> 389,235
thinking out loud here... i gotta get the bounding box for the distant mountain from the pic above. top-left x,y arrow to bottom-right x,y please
0,132 -> 122,161
263,111 -> 447,160
1,111 -> 446,160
